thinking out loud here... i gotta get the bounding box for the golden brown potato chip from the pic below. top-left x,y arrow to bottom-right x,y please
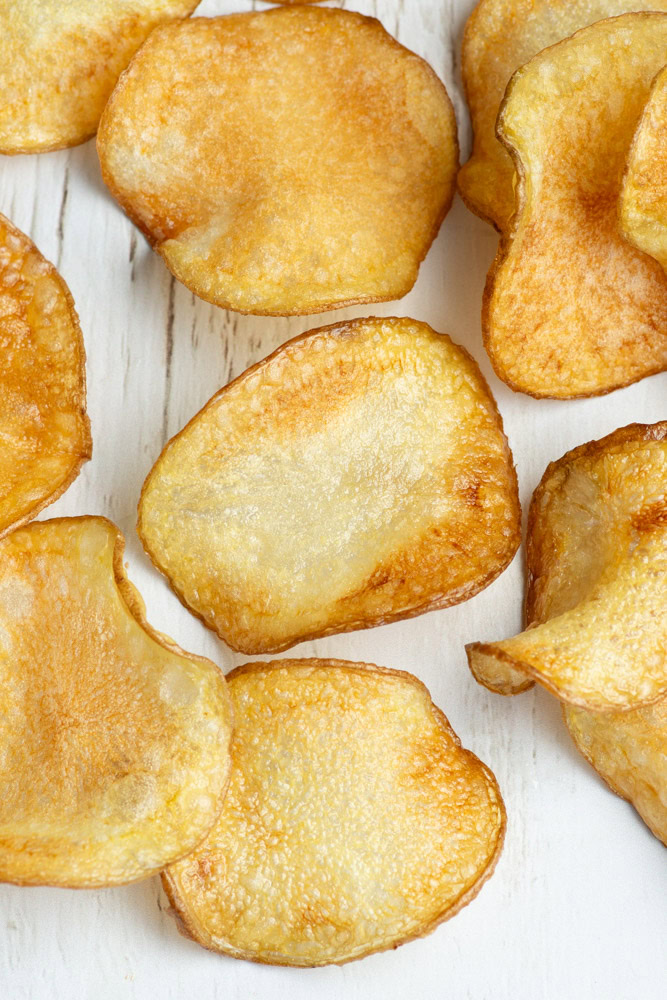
565,698 -> 667,845
621,65 -> 667,272
0,214 -> 91,540
459,1 -> 667,232
0,1 -> 198,154
164,659 -> 505,966
97,8 -> 458,315
484,13 -> 667,398
138,317 -> 520,654
0,517 -> 233,887
467,423 -> 667,710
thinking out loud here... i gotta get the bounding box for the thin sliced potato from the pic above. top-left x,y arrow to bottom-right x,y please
138,317 -> 520,655
0,213 -> 91,540
484,14 -> 667,398
459,1 -> 667,232
467,423 -> 667,710
565,699 -> 667,845
97,8 -> 457,316
621,65 -> 667,272
164,659 -> 506,967
0,517 -> 233,887
0,1 -> 198,154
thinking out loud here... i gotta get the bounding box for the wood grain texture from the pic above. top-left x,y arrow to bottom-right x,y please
0,2 -> 665,998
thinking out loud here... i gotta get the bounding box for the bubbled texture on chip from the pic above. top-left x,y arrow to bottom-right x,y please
0,517 -> 233,887
484,13 -> 667,398
164,660 -> 505,966
138,317 -> 520,654
0,214 -> 90,539
459,0 -> 667,232
621,65 -> 667,273
0,1 -> 198,153
97,8 -> 458,315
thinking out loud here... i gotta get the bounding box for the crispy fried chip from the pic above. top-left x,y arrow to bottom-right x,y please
0,517 -> 233,887
138,317 -> 520,654
467,423 -> 667,710
459,1 -> 667,232
97,8 -> 458,315
0,214 -> 90,540
164,659 -> 505,966
483,13 -> 667,398
0,1 -> 198,154
621,65 -> 667,272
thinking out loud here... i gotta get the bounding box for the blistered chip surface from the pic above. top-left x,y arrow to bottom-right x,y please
138,317 -> 520,654
97,8 -> 458,315
0,517 -> 233,887
164,659 -> 505,966
0,214 -> 90,539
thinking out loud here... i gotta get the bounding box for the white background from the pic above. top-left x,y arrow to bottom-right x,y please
1,1 -> 665,998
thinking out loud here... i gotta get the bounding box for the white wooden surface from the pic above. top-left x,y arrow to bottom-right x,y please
1,1 -> 665,997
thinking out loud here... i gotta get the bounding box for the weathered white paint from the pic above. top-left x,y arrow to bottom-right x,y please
1,2 -> 665,998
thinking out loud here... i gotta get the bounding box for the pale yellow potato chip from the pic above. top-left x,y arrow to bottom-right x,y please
621,65 -> 667,272
467,423 -> 667,710
484,14 -> 667,398
97,7 -> 458,315
0,213 -> 90,540
138,317 -> 520,654
164,659 -> 506,966
459,1 -> 667,232
0,1 -> 198,154
0,517 -> 233,887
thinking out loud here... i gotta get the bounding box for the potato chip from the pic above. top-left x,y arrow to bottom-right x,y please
0,1 -> 198,154
467,423 -> 667,710
459,1 -> 667,232
0,214 -> 91,540
0,517 -> 233,887
138,317 -> 520,654
621,65 -> 667,272
483,13 -> 667,398
97,8 -> 458,315
565,698 -> 667,845
164,659 -> 505,966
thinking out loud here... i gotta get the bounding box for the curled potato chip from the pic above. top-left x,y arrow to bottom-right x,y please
138,317 -> 520,654
0,1 -> 197,154
467,423 -> 667,710
0,517 -> 233,887
484,13 -> 667,398
97,8 -> 457,315
164,659 -> 506,966
0,214 -> 90,540
459,1 -> 667,232
621,65 -> 667,272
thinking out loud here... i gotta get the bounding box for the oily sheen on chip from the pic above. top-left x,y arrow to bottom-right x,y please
621,65 -> 667,273
483,13 -> 667,398
97,7 -> 458,315
0,1 -> 198,154
138,317 -> 520,655
467,423 -> 667,843
0,213 -> 90,540
0,518 -> 233,887
458,0 -> 667,232
164,659 -> 506,966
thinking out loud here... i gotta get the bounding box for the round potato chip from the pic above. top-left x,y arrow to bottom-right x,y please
97,7 -> 458,315
459,0 -> 667,232
484,13 -> 667,397
137,317 -> 520,654
0,213 -> 90,540
164,659 -> 506,966
0,1 -> 198,154
0,517 -> 234,887
621,65 -> 667,273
